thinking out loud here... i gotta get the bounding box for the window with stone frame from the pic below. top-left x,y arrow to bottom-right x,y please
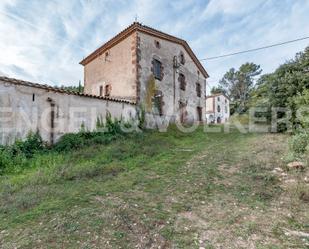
152,58 -> 164,80
196,82 -> 201,97
217,105 -> 221,113
105,84 -> 111,97
179,73 -> 186,91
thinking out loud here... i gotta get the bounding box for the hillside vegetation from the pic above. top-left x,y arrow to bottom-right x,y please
0,126 -> 308,248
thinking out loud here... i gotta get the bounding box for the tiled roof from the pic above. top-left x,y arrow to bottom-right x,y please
79,22 -> 209,78
0,76 -> 136,105
206,93 -> 230,100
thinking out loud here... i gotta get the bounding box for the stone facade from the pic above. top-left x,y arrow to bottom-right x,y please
138,32 -> 207,125
81,22 -> 209,125
206,94 -> 230,124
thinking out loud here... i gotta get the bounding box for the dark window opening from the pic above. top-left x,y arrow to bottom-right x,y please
179,73 -> 186,91
217,105 -> 221,113
105,84 -> 111,97
180,52 -> 185,65
153,91 -> 163,116
105,51 -> 110,61
32,93 -> 35,102
217,96 -> 220,101
153,59 -> 162,80
99,86 -> 103,96
196,83 -> 201,97
179,101 -> 187,123
197,107 -> 202,122
155,40 -> 161,49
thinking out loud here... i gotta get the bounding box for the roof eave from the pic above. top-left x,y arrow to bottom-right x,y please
79,22 -> 210,78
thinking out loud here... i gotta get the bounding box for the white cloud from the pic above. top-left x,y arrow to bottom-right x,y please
202,0 -> 265,17
197,0 -> 309,93
0,0 -> 308,92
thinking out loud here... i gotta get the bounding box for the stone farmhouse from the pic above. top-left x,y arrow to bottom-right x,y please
206,93 -> 230,124
0,22 -> 209,145
80,22 -> 209,122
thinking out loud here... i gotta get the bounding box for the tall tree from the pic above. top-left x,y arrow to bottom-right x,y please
210,86 -> 226,95
251,46 -> 309,131
60,82 -> 84,93
219,63 -> 262,113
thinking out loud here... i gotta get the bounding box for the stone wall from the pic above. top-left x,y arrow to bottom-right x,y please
0,80 -> 136,145
137,31 -> 207,124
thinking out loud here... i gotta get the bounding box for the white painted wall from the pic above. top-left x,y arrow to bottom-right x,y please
206,94 -> 230,124
0,80 -> 136,145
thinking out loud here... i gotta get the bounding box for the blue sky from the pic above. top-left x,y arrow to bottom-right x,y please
0,0 -> 308,93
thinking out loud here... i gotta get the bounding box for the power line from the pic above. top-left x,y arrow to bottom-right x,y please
200,36 -> 309,61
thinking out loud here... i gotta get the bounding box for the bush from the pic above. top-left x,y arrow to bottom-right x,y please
0,132 -> 44,175
289,132 -> 309,156
0,148 -> 13,175
137,106 -> 146,130
105,112 -> 122,135
11,132 -> 44,158
54,113 -> 127,152
53,133 -> 85,152
0,114 -> 135,174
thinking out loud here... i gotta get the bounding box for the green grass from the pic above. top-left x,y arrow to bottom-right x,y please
0,126 -> 308,248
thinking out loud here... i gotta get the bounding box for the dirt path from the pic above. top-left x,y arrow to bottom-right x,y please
173,134 -> 309,248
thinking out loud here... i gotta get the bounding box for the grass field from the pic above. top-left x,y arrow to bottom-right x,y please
0,126 -> 308,248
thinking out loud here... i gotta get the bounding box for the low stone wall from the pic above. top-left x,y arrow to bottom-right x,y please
0,79 -> 137,145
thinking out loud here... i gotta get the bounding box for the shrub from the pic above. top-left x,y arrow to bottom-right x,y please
137,106 -> 146,130
0,148 -> 13,175
96,116 -> 105,131
289,132 -> 309,156
54,131 -> 124,152
105,112 -> 122,135
0,132 -> 44,175
11,132 -> 44,158
53,133 -> 85,152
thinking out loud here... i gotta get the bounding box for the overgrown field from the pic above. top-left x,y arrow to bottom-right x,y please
0,127 -> 308,248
